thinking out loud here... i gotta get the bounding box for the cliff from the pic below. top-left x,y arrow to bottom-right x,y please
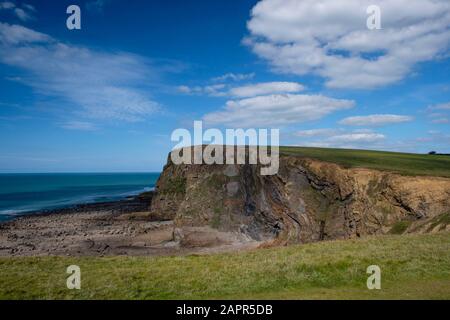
150,148 -> 450,247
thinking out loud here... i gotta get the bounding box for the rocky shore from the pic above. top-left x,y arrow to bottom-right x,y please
0,191 -> 259,257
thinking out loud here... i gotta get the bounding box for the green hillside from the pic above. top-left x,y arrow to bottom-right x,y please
1,232 -> 449,299
280,147 -> 450,177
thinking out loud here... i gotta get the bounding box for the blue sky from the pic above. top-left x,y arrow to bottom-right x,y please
0,0 -> 449,172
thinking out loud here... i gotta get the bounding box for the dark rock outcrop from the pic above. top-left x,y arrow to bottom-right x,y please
150,149 -> 450,246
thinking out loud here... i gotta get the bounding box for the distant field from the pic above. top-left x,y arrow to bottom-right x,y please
0,232 -> 449,299
280,147 -> 450,178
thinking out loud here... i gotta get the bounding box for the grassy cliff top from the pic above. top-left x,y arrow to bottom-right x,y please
1,232 -> 449,299
280,146 -> 450,178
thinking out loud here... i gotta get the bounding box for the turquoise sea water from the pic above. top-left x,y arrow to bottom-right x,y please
0,173 -> 160,221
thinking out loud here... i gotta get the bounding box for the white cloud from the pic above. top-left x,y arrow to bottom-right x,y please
229,81 -> 305,97
212,72 -> 255,82
429,102 -> 450,110
61,121 -> 98,131
0,1 -> 35,21
294,128 -> 386,147
295,128 -> 340,137
431,118 -> 449,124
0,23 -> 51,44
203,93 -> 354,127
178,81 -> 305,98
426,101 -> 450,124
21,3 -> 35,12
246,0 -> 450,89
327,133 -> 385,143
13,7 -> 31,21
295,127 -> 386,148
0,2 -> 14,9
0,23 -> 159,122
177,85 -> 192,94
339,114 -> 414,126
299,129 -> 386,149
177,84 -> 226,96
203,84 -> 227,96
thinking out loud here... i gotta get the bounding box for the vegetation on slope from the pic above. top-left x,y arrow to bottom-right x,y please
280,147 -> 450,177
0,232 -> 449,299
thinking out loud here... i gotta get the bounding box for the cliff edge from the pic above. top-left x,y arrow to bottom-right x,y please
150,148 -> 450,247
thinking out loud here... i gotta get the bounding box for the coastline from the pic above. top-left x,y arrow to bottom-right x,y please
0,191 -> 175,257
0,190 -> 259,257
2,190 -> 155,222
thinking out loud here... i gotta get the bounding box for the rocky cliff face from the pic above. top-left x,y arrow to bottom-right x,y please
150,152 -> 450,247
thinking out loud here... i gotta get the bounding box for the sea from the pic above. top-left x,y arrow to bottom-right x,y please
0,172 -> 160,221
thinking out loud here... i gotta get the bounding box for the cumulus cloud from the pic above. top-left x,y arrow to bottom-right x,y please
0,22 -> 159,122
0,1 -> 35,21
246,0 -> 450,89
203,94 -> 354,127
339,114 -> 414,126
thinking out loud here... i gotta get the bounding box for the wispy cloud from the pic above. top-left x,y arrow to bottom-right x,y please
61,121 -> 98,131
295,128 -> 386,149
86,0 -> 110,13
327,132 -> 385,143
212,72 -> 255,82
177,84 -> 227,97
295,128 -> 341,137
178,81 -> 305,98
0,1 -> 35,21
0,22 -> 160,123
426,101 -> 450,124
339,114 -> 414,126
229,82 -> 305,98
428,102 -> 450,111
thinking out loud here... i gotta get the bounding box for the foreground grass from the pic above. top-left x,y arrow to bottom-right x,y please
0,232 -> 449,299
280,146 -> 450,178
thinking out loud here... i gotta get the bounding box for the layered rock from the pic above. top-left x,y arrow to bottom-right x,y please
150,150 -> 450,246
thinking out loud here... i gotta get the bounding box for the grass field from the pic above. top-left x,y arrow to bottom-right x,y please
280,147 -> 450,178
1,232 -> 449,300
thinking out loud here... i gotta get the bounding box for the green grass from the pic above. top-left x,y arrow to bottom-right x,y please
280,147 -> 450,177
160,177 -> 186,195
389,221 -> 411,235
1,232 -> 449,300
